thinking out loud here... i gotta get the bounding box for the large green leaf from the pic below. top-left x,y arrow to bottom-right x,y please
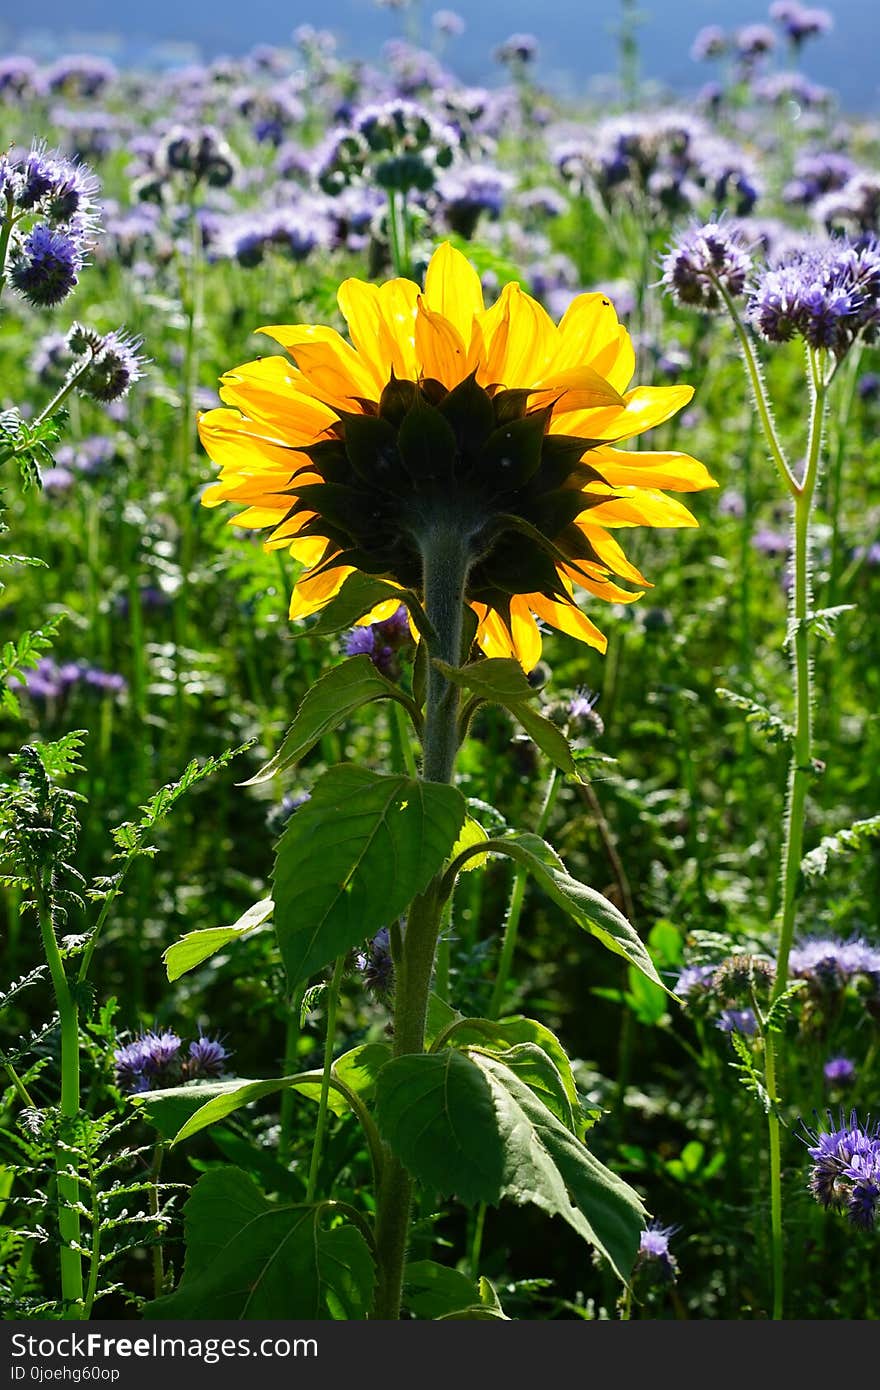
436,1013 -> 581,1128
497,833 -> 663,987
436,657 -> 576,775
272,765 -> 465,989
144,1168 -> 374,1320
132,1078 -> 253,1140
478,1051 -> 645,1281
376,1049 -> 645,1282
374,1050 -> 505,1205
244,657 -> 413,787
475,1041 -> 575,1133
163,898 -> 273,981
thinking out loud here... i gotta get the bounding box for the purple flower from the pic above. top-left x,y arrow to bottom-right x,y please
749,237 -> 880,358
716,1008 -> 758,1035
433,10 -> 465,37
803,1111 -> 880,1229
636,1222 -> 679,1284
814,173 -> 880,235
857,372 -> 880,400
752,526 -> 790,557
770,2 -> 833,47
662,221 -> 753,312
494,34 -> 539,66
44,54 -> 116,99
9,225 -> 82,307
691,26 -> 728,62
186,1034 -> 231,1078
735,24 -> 777,62
674,963 -> 716,998
0,56 -> 40,101
789,936 -> 880,988
437,164 -> 511,238
113,1030 -> 182,1093
824,1057 -> 856,1087
69,327 -> 146,402
718,488 -> 746,518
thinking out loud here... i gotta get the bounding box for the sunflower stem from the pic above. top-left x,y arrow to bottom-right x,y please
371,525 -> 470,1320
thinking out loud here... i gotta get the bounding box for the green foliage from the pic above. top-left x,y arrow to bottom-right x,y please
376,1047 -> 646,1280
801,815 -> 880,878
0,616 -> 65,718
163,898 -> 274,980
437,657 -> 577,774
109,743 -> 252,860
245,656 -> 418,786
145,1169 -> 374,1319
0,408 -> 67,483
490,832 -> 663,986
272,764 -> 465,988
715,687 -> 793,746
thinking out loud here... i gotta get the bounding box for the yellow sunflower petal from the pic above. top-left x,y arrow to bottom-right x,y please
338,277 -> 420,382
478,282 -> 558,387
586,489 -> 699,528
529,593 -> 608,653
509,596 -> 543,670
257,323 -> 381,400
288,562 -> 353,619
423,242 -> 485,347
218,359 -> 336,438
577,524 -> 652,586
414,296 -> 469,388
592,446 -> 717,492
553,293 -> 622,371
553,383 -> 695,442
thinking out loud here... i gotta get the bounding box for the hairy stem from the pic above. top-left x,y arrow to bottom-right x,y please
36,883 -> 84,1317
371,525 -> 469,1320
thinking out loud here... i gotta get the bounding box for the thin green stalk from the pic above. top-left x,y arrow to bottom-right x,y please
148,1144 -> 166,1301
371,524 -> 470,1320
717,282 -> 795,494
762,347 -> 827,1321
179,201 -> 203,579
36,884 -> 84,1317
489,764 -> 561,1020
387,191 -> 404,278
4,1061 -> 36,1109
305,955 -> 346,1204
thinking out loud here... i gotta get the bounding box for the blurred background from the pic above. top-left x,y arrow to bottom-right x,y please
2,0 -> 878,108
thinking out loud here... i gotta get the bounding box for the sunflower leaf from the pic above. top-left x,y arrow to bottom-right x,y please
243,656 -> 417,786
272,765 -> 466,989
435,657 -> 577,775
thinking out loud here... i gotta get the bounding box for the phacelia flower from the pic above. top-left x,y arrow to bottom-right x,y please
113,1030 -> 182,1093
824,1057 -> 856,1087
674,963 -> 717,998
789,936 -> 880,989
662,221 -> 752,312
9,225 -> 82,306
68,326 -> 147,402
803,1111 -> 880,1229
716,1008 -> 758,1035
186,1033 -> 231,1078
749,238 -> 880,357
636,1222 -> 679,1284
690,26 -> 728,62
770,2 -> 833,47
200,243 -> 715,668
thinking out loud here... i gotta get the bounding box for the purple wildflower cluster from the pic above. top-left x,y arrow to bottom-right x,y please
344,605 -> 414,679
555,113 -> 760,221
10,657 -> 126,702
749,235 -> 880,357
804,1111 -> 880,1230
2,142 -> 100,308
113,1029 -> 230,1094
662,220 -> 753,312
315,98 -> 459,198
789,936 -> 880,990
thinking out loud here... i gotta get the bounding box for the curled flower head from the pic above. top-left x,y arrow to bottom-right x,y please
186,1033 -> 231,1078
770,2 -> 833,47
66,325 -> 147,402
200,243 -> 714,669
662,220 -> 753,312
690,26 -> 727,62
803,1111 -> 880,1229
716,1007 -> 758,1036
9,224 -> 82,307
749,237 -> 880,357
113,1030 -> 182,1093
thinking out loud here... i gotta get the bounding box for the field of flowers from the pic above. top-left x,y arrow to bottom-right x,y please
1,1 -> 879,1324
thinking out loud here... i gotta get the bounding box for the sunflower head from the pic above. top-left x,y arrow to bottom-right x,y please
200,243 -> 716,668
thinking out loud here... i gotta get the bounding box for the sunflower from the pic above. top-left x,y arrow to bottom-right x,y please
199,243 -> 715,669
